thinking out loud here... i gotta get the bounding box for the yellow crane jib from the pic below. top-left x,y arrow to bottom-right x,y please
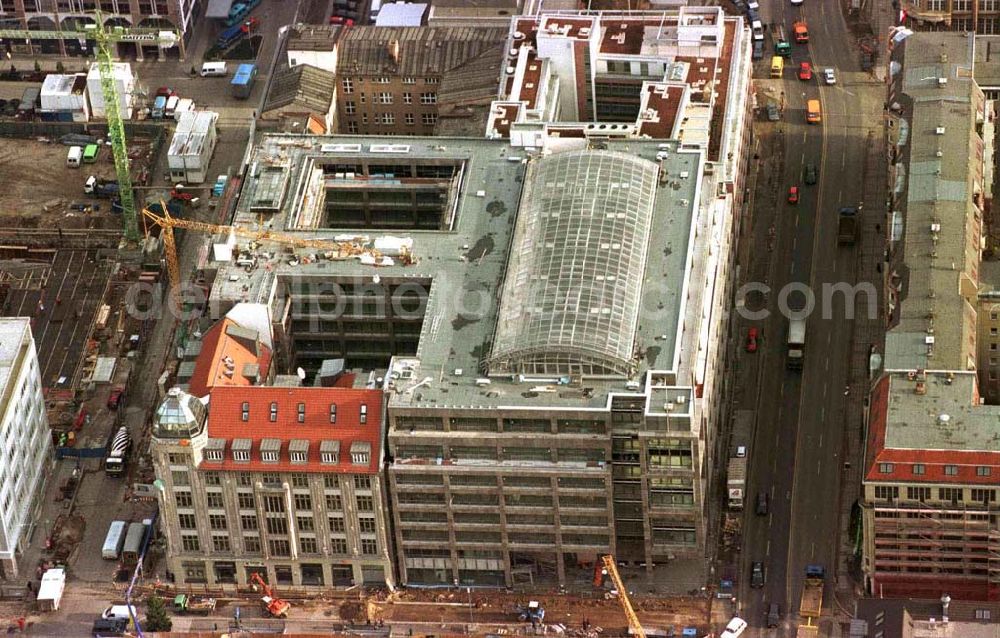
601,555 -> 646,638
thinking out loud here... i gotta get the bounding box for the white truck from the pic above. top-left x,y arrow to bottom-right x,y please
36,568 -> 65,611
787,317 -> 806,370
727,456 -> 747,510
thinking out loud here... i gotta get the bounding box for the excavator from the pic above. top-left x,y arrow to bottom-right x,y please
249,572 -> 290,618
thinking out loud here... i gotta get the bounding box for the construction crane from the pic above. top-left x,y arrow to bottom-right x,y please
141,206 -> 411,306
0,16 -> 179,242
248,572 -> 290,618
601,555 -> 646,638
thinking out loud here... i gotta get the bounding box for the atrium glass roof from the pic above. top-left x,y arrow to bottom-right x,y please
486,150 -> 659,377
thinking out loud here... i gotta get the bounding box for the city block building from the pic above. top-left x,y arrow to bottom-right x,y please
862,31 -> 1000,601
201,121 -> 745,587
151,384 -> 394,588
0,318 -> 53,579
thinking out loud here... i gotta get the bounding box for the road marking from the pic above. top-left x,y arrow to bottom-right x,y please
767,540 -> 771,557
811,542 -> 816,559
795,215 -> 800,228
793,236 -> 798,250
827,333 -> 832,345
823,383 -> 828,398
820,406 -> 825,422
819,432 -> 824,448
825,358 -> 830,371
791,262 -> 796,276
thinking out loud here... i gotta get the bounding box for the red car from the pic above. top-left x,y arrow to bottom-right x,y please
107,385 -> 125,410
798,62 -> 813,81
746,327 -> 759,353
787,186 -> 799,204
241,17 -> 260,33
329,15 -> 355,25
155,86 -> 174,98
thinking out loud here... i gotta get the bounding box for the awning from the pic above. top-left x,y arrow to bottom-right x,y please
205,0 -> 236,19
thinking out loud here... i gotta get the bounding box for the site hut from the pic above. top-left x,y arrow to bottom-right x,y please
168,111 -> 220,184
203,131 -> 736,589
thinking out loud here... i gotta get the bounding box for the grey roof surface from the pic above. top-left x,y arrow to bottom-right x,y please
886,31 -> 979,372
286,24 -> 341,52
0,318 -> 28,398
336,26 -> 508,77
211,135 -> 701,411
883,372 -> 1000,452
263,64 -> 336,116
486,150 -> 659,377
973,34 -> 1000,88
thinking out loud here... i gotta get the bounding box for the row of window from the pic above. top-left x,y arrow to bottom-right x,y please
343,113 -> 438,131
176,488 -> 375,513
180,532 -> 379,556
877,462 -> 992,477
873,485 -> 996,503
341,77 -> 439,93
168,467 -> 369,491
240,401 -> 367,424
343,92 -> 437,107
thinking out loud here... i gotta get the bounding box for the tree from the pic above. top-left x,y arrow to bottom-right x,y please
33,59 -> 41,73
144,595 -> 173,632
55,61 -> 65,74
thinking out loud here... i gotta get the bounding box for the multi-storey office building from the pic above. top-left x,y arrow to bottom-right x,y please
151,385 -> 394,588
204,126 -> 743,587
0,318 -> 53,579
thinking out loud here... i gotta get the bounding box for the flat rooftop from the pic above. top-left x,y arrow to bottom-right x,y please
213,135 -> 702,411
0,317 -> 28,394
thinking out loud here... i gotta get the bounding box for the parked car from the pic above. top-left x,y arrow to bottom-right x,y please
788,186 -> 799,204
155,86 -> 174,98
804,163 -> 818,185
746,327 -> 759,353
766,103 -> 780,121
736,445 -> 747,458
824,68 -> 837,85
798,62 -> 813,81
107,385 -> 124,410
756,491 -> 769,515
241,16 -> 260,33
92,617 -> 128,637
751,562 -> 765,588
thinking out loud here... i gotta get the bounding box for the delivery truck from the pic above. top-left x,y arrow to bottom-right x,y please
36,568 -> 65,611
838,206 -> 859,245
787,317 -> 806,370
799,565 -> 825,619
727,456 -> 748,510
102,520 -> 127,559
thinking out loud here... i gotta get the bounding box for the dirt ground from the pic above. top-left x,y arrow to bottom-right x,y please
0,137 -> 121,229
364,589 -> 712,634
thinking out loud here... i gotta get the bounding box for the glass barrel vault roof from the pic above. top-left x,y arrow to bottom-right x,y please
486,149 -> 659,377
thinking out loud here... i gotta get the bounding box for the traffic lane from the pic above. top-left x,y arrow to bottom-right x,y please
782,82 -> 865,624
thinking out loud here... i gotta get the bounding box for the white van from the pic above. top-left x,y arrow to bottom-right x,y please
101,605 -> 137,621
720,617 -> 747,638
66,146 -> 82,168
200,61 -> 228,77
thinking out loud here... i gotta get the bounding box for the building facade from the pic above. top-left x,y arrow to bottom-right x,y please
335,26 -> 507,135
902,0 -> 1000,34
151,386 -> 394,588
0,0 -> 197,59
0,318 -> 53,579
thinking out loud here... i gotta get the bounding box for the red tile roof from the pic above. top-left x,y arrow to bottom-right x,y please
188,318 -> 272,398
203,386 -> 382,475
865,375 -> 1000,485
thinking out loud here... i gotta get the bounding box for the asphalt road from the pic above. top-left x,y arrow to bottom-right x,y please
737,1 -> 885,635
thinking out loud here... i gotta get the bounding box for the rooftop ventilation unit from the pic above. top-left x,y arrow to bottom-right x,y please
938,77 -> 948,86
935,127 -> 946,135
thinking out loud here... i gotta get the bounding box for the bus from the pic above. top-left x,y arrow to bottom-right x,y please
101,521 -> 127,560
82,144 -> 99,163
770,56 -> 784,78
770,24 -> 791,56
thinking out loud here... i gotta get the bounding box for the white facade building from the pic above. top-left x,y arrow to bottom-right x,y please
40,74 -> 91,122
0,319 -> 53,579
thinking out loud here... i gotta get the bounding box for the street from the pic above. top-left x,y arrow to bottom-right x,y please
735,0 -> 886,635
